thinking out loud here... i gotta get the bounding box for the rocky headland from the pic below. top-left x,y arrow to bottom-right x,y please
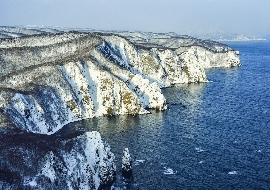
0,26 -> 240,189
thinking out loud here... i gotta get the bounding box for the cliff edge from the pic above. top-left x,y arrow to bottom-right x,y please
0,27 -> 240,135
0,26 -> 240,189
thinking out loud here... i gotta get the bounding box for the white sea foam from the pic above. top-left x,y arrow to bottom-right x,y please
163,167 -> 177,175
228,171 -> 238,175
195,147 -> 205,152
134,159 -> 145,166
135,160 -> 145,163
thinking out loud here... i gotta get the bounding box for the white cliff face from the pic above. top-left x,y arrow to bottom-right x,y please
0,131 -> 116,190
179,47 -> 208,83
1,58 -> 158,134
96,35 -> 206,87
0,27 -> 241,189
57,131 -> 115,189
185,46 -> 241,68
0,33 -> 166,134
0,27 -> 240,135
96,32 -> 240,88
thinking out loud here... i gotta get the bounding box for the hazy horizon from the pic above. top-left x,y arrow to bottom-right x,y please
1,0 -> 270,37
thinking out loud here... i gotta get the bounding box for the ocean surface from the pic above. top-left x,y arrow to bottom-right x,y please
60,41 -> 270,189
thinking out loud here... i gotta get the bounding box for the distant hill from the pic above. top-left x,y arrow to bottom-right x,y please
189,29 -> 266,42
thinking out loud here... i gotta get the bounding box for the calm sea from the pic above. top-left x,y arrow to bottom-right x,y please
60,41 -> 270,189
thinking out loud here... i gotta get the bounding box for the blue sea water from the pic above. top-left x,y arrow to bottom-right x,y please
62,41 -> 270,189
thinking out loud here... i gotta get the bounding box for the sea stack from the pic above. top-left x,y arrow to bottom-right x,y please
122,148 -> 132,177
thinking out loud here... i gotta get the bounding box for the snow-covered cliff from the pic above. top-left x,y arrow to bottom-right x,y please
0,131 -> 115,189
0,32 -> 165,134
0,26 -> 240,189
0,27 -> 240,135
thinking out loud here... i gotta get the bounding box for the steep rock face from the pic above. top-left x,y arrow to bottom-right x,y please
0,58 -> 160,134
97,32 -> 240,86
182,46 -> 241,68
0,32 -> 166,134
0,26 -> 241,189
0,131 -> 115,189
95,34 -> 206,87
0,27 -> 240,135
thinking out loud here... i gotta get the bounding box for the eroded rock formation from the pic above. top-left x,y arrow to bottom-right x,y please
0,27 -> 240,134
0,26 -> 241,189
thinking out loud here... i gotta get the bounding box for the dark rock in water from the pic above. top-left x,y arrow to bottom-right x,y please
122,148 -> 132,177
182,105 -> 187,109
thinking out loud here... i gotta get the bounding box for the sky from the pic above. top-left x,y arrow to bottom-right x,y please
1,0 -> 270,37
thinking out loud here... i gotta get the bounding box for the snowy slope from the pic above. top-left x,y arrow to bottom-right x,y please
0,26 -> 240,135
0,131 -> 115,189
0,26 -> 241,189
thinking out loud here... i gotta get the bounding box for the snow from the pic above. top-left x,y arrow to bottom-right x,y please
122,148 -> 132,169
41,151 -> 56,183
28,180 -> 37,187
27,131 -> 116,189
0,27 -> 240,135
0,131 -> 115,189
122,148 -> 132,174
0,26 -> 242,189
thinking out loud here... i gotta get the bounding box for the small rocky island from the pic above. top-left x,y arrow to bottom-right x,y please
0,26 -> 240,189
122,148 -> 132,177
